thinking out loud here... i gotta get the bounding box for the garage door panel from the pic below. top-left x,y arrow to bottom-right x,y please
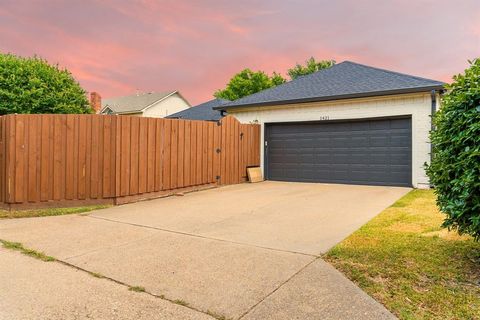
390,154 -> 410,164
391,136 -> 410,146
351,136 -> 369,146
370,136 -> 389,146
390,172 -> 411,182
391,118 -> 411,128
266,117 -> 412,187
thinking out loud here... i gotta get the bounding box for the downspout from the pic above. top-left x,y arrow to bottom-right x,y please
430,90 -> 437,187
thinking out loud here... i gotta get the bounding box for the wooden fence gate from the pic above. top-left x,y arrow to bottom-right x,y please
0,114 -> 260,209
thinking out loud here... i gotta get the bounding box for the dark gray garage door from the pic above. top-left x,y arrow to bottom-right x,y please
265,117 -> 412,187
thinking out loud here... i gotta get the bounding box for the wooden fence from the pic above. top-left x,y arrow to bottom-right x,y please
0,114 -> 260,209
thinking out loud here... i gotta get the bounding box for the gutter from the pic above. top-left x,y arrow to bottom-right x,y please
214,85 -> 445,111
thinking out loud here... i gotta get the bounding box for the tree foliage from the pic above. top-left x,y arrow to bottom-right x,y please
214,57 -> 335,100
426,58 -> 480,240
0,53 -> 92,114
287,57 -> 335,80
214,69 -> 286,101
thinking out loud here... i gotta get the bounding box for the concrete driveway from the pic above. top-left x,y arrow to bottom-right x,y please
0,182 -> 409,319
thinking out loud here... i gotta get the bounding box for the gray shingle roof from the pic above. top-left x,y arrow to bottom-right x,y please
102,91 -> 177,113
217,61 -> 445,109
166,98 -> 228,121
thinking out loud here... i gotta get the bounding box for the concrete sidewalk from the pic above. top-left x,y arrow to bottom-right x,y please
0,182 -> 405,319
0,247 -> 213,320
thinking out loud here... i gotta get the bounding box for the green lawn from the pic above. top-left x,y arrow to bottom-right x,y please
0,205 -> 110,219
324,190 -> 480,320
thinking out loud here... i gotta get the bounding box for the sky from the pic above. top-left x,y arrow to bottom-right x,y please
1,0 -> 479,105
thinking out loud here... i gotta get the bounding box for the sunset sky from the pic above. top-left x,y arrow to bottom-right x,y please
1,0 -> 479,105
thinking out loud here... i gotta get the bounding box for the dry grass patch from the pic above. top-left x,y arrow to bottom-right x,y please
0,239 -> 55,262
128,286 -> 146,293
325,189 -> 480,320
0,205 -> 110,219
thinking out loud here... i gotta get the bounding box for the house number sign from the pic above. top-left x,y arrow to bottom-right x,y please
319,115 -> 330,120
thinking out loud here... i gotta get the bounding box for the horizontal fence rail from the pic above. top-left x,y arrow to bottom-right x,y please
0,114 -> 260,208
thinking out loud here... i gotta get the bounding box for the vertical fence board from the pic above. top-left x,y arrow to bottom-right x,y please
39,116 -> 50,201
26,117 -> 37,201
90,115 -> 99,199
147,118 -> 156,193
170,120 -> 178,189
183,121 -> 191,186
213,123 -> 220,183
196,121 -> 203,185
97,116 -> 105,198
190,122 -> 197,186
102,116 -> 112,197
120,117 -> 131,196
22,116 -> 29,202
65,116 -> 75,199
138,118 -> 148,194
154,119 -> 163,191
177,120 -> 184,188
53,116 -> 62,201
14,115 -> 25,203
202,122 -> 208,184
85,116 -> 93,200
77,116 -> 87,200
162,119 -> 171,190
207,123 -> 214,183
234,119 -> 240,184
130,117 -> 139,195
220,118 -> 226,185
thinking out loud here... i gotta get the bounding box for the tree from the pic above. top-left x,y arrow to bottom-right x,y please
287,57 -> 335,80
426,59 -> 480,240
214,69 -> 286,100
0,53 -> 92,114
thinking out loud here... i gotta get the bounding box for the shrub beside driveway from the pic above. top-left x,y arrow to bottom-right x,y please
325,190 -> 480,319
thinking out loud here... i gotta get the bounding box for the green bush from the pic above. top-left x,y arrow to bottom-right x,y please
214,68 -> 285,101
427,59 -> 480,240
0,53 -> 92,114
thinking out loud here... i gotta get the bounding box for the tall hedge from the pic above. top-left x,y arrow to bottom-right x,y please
427,59 -> 480,240
0,53 -> 92,114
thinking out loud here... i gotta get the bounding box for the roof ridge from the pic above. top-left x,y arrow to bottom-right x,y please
341,61 -> 444,84
104,90 -> 176,101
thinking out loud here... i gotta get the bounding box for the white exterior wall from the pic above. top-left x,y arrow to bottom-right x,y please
142,93 -> 190,118
230,93 -> 434,189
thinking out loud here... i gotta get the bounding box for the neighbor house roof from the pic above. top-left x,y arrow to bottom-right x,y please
166,98 -> 228,121
216,61 -> 445,110
101,90 -> 186,114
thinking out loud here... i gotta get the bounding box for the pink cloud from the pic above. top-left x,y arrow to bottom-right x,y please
1,0 -> 479,105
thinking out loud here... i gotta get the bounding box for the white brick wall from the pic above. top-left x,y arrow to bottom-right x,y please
230,93 -> 434,188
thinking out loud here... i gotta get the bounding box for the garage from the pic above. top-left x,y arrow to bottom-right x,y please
265,117 -> 412,187
216,61 -> 445,188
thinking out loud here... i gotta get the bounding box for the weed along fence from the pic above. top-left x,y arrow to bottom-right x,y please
0,114 -> 260,209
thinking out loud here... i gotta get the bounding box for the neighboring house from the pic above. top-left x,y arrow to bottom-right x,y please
166,98 -> 228,121
216,61 -> 445,189
100,91 -> 190,117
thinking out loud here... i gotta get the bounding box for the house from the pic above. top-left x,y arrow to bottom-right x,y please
166,98 -> 228,121
99,90 -> 190,117
215,61 -> 445,189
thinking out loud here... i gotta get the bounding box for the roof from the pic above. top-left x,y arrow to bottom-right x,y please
102,91 -> 183,114
166,98 -> 228,121
216,61 -> 445,110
